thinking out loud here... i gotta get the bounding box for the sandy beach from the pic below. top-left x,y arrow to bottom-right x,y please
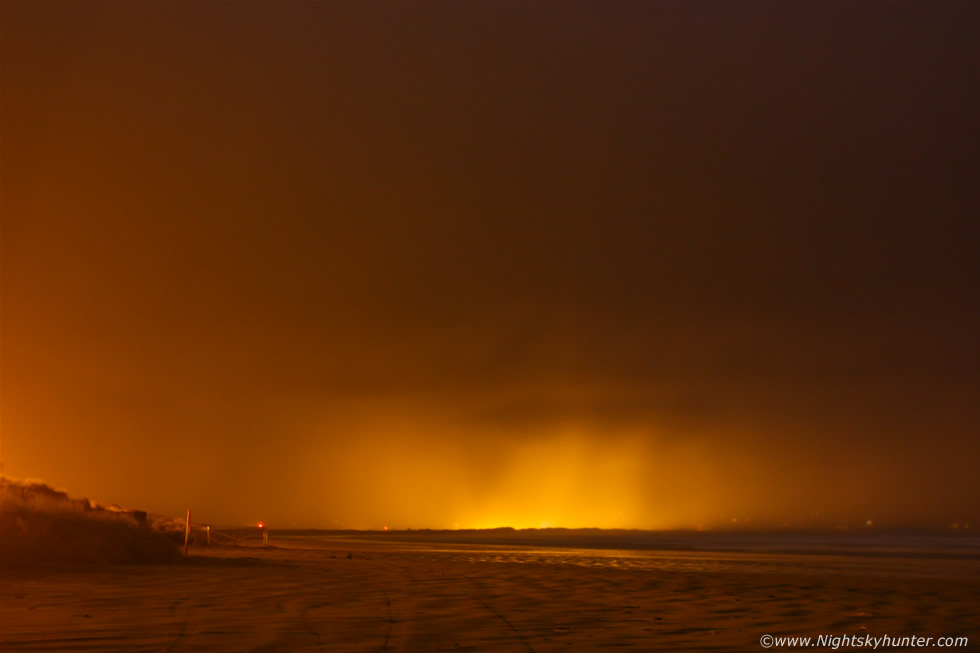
2,533 -> 978,652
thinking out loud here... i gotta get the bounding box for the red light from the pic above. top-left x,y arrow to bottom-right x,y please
258,522 -> 264,528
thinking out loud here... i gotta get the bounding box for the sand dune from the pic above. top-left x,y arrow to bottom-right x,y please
2,534 -> 978,651
0,478 -> 183,567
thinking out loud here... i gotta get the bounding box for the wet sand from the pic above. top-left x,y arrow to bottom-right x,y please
2,534 -> 978,651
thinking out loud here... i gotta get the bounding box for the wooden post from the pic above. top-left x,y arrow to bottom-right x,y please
262,530 -> 268,547
183,509 -> 191,557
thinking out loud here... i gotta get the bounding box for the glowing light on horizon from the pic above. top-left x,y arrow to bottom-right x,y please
450,429 -> 655,530
311,412 -> 768,531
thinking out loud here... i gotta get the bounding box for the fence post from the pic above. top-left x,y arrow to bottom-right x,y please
183,509 -> 191,557
263,530 -> 268,547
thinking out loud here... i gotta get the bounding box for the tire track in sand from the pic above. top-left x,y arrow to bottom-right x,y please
380,589 -> 393,650
469,577 -> 536,653
298,597 -> 326,653
164,596 -> 197,652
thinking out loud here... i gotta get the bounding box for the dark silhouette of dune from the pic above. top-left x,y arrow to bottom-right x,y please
0,478 -> 181,567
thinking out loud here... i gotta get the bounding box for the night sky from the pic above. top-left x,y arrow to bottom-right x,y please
3,2 -> 978,530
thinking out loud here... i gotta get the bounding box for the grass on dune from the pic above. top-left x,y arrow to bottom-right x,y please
0,477 -> 183,568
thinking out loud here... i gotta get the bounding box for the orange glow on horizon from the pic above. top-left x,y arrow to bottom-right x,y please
300,409 -> 749,531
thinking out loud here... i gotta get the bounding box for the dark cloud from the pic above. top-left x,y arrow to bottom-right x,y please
3,1 -> 978,529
